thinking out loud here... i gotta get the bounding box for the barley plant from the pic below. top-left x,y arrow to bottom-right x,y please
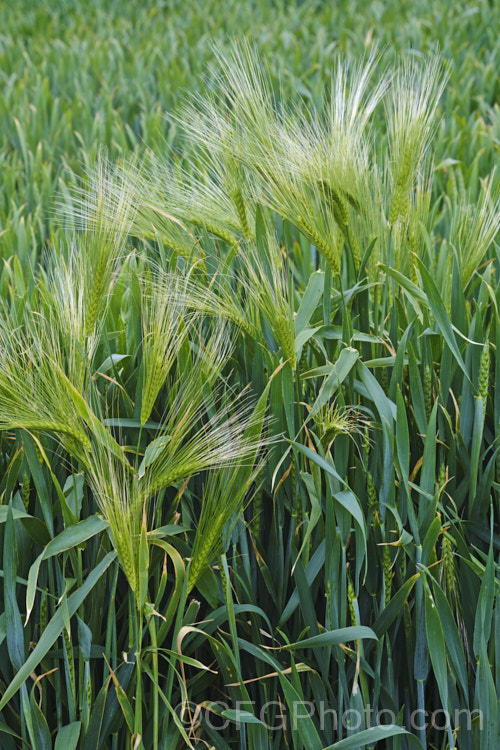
1,2 -> 500,750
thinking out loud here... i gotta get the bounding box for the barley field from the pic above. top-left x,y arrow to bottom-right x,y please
1,1 -> 500,749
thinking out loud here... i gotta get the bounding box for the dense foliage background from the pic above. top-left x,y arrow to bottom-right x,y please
1,1 -> 500,749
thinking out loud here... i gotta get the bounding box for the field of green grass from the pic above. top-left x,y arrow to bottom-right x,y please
1,1 -> 500,749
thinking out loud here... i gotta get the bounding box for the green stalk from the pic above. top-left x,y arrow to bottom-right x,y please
469,396 -> 484,514
148,615 -> 159,750
163,569 -> 190,741
134,600 -> 144,746
220,553 -> 246,749
49,559 -> 63,729
105,566 -> 119,676
414,547 -> 427,750
136,424 -> 145,472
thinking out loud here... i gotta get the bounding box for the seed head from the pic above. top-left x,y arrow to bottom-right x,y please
478,338 -> 490,405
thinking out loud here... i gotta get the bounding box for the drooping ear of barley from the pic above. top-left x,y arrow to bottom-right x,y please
449,175 -> 500,285
387,55 -> 447,225
0,313 -> 93,463
178,270 -> 258,338
61,153 -> 137,337
92,159 -> 201,259
142,376 -> 270,500
295,213 -> 341,274
240,231 -> 297,368
232,185 -> 251,239
87,452 -> 143,598
139,272 -> 192,425
174,43 -> 391,277
189,458 -> 264,591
